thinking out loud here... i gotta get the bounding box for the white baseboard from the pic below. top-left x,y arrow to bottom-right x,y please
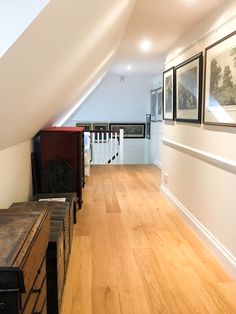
153,160 -> 162,169
160,184 -> 236,279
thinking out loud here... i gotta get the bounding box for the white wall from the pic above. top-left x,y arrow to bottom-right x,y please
161,4 -> 236,277
66,74 -> 153,123
0,140 -> 32,208
65,73 -> 154,164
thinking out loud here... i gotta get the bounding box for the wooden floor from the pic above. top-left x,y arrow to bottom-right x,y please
61,165 -> 236,314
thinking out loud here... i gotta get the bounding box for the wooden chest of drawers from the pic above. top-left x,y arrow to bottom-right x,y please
0,209 -> 50,314
46,221 -> 65,314
10,201 -> 70,275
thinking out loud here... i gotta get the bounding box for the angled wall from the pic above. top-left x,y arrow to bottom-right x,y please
0,0 -> 135,151
0,0 -> 135,206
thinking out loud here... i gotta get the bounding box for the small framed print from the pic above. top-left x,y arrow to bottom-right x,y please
163,67 -> 175,120
156,87 -> 163,121
92,123 -> 109,141
150,89 -> 158,121
76,122 -> 92,131
175,52 -> 203,123
204,31 -> 236,126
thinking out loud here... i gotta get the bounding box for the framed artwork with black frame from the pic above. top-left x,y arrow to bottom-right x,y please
203,31 -> 236,126
156,87 -> 163,121
109,123 -> 145,138
150,89 -> 158,121
93,122 -> 109,141
146,114 -> 151,139
76,122 -> 92,131
163,67 -> 175,120
175,52 -> 203,123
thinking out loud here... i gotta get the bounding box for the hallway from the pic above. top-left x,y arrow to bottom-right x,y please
61,165 -> 236,314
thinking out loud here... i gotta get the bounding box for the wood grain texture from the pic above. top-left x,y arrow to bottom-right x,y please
61,165 -> 236,314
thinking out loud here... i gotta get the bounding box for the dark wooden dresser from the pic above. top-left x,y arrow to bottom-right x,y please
0,209 -> 50,314
39,127 -> 84,209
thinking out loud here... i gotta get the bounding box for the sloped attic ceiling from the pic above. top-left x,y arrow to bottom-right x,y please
0,0 -> 135,151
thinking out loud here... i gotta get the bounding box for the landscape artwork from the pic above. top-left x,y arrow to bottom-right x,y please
110,123 -> 145,138
204,31 -> 236,126
165,75 -> 173,113
150,89 -> 157,121
157,87 -> 163,121
163,67 -> 175,120
175,52 -> 202,123
209,48 -> 236,107
177,67 -> 197,110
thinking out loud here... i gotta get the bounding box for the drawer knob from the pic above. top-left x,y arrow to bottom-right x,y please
33,288 -> 41,294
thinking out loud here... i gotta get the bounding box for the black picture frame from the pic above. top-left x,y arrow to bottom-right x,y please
163,67 -> 175,120
150,89 -> 158,121
109,123 -> 145,139
93,123 -> 109,141
146,114 -> 151,139
175,52 -> 203,123
76,122 -> 92,131
203,31 -> 236,126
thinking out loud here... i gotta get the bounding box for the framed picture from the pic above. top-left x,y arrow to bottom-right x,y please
156,87 -> 163,121
163,67 -> 175,120
150,89 -> 157,121
204,31 -> 236,126
76,122 -> 92,131
109,123 -> 145,138
175,52 -> 203,123
93,123 -> 109,141
146,114 -> 151,139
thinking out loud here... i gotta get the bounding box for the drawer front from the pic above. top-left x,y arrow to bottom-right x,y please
69,203 -> 74,252
23,277 -> 45,314
21,215 -> 50,309
41,300 -> 47,314
64,210 -> 70,274
33,279 -> 46,313
57,231 -> 65,306
34,259 -> 46,291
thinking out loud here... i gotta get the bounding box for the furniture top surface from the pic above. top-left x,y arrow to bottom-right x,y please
10,201 -> 69,211
41,127 -> 84,133
0,210 -> 44,267
33,192 -> 77,204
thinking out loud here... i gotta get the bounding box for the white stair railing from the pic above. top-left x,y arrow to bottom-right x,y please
90,129 -> 124,164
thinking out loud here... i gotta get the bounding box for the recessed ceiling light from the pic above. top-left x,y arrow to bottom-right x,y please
140,39 -> 152,52
127,65 -> 132,70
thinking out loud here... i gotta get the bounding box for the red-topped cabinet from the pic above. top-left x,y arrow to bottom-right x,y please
39,127 -> 84,208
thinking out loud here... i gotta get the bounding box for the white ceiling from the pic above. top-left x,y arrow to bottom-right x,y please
111,0 -> 233,76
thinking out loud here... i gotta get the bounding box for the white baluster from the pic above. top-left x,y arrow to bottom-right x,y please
119,129 -> 124,164
101,132 -> 105,164
92,132 -> 95,164
114,132 -> 117,164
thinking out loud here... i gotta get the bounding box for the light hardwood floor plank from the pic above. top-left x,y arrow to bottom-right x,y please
61,165 -> 236,314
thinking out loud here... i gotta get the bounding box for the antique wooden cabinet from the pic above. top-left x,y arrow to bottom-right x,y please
39,127 -> 84,209
0,209 -> 50,314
